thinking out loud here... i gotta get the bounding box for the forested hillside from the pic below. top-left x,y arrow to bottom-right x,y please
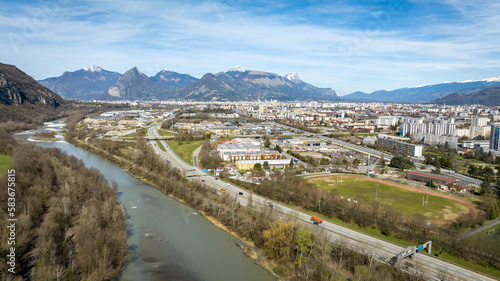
0,133 -> 129,280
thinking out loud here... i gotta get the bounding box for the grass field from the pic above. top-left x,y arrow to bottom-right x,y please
158,129 -> 177,137
309,175 -> 469,221
0,154 -> 12,175
166,140 -> 205,166
156,140 -> 166,152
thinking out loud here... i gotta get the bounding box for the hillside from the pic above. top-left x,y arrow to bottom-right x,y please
0,62 -> 64,107
431,87 -> 500,105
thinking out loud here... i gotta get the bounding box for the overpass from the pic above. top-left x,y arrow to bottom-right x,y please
144,136 -> 175,140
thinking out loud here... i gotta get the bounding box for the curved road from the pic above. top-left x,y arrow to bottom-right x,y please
147,120 -> 497,281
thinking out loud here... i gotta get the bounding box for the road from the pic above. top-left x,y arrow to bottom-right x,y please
147,120 -> 497,281
459,217 -> 500,240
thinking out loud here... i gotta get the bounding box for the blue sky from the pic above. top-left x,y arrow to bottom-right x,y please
1,0 -> 500,95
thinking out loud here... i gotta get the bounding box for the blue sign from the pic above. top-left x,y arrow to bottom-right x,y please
202,169 -> 208,172
417,245 -> 423,252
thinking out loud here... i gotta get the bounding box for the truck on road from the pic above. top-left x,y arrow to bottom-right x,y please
310,216 -> 323,224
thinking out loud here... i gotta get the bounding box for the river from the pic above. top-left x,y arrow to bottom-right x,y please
15,120 -> 274,281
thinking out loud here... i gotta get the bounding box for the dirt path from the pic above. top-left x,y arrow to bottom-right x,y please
305,174 -> 479,223
459,217 -> 500,240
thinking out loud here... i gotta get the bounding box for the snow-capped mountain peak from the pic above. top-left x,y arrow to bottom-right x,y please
483,76 -> 500,83
285,72 -> 300,83
228,65 -> 243,72
83,65 -> 102,72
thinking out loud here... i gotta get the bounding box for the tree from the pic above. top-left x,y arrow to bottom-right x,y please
275,144 -> 283,153
378,154 -> 386,167
483,166 -> 496,183
264,138 -> 271,148
253,162 -> 262,170
263,220 -> 296,260
263,161 -> 270,170
352,158 -> 360,169
295,229 -> 314,267
444,141 -> 450,150
468,165 -> 478,177
389,155 -> 415,170
479,181 -> 492,194
320,158 -> 330,165
342,159 -> 349,169
487,202 -> 500,220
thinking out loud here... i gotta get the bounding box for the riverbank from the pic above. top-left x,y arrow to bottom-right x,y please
68,136 -> 279,280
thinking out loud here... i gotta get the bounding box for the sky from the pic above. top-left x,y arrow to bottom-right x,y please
1,0 -> 500,96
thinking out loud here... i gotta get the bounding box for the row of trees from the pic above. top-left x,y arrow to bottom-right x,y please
389,155 -> 415,170
198,141 -> 223,170
228,171 -> 500,271
423,153 -> 455,170
0,132 -> 129,280
464,147 -> 500,165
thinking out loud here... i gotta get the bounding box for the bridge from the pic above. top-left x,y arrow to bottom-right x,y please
144,136 -> 175,140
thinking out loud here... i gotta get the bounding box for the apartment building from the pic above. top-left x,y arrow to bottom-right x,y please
377,134 -> 423,157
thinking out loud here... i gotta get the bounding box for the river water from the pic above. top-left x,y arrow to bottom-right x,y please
15,121 -> 274,281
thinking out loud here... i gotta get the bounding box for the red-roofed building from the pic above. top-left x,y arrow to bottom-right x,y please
406,171 -> 456,186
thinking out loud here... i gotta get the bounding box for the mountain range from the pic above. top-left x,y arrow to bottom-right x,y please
36,65 -> 500,104
431,87 -> 500,105
342,78 -> 500,103
38,65 -> 339,101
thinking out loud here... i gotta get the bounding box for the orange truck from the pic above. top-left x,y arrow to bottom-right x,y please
310,216 -> 323,224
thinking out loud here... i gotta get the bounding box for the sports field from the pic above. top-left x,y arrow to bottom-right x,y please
308,175 -> 471,221
0,154 -> 12,175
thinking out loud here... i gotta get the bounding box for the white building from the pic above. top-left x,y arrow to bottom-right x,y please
414,133 -> 458,149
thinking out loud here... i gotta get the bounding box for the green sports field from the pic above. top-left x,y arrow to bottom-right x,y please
0,154 -> 12,175
309,175 -> 470,221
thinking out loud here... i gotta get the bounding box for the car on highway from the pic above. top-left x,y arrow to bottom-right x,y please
266,201 -> 273,207
238,192 -> 243,195
201,179 -> 205,182
378,256 -> 387,262
215,177 -> 218,180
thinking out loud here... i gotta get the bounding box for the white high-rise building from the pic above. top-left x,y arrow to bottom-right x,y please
471,117 -> 489,127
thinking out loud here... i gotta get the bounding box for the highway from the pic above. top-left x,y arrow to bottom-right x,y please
147,120 -> 496,281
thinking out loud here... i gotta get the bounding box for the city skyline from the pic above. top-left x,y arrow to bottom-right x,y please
1,0 -> 500,95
